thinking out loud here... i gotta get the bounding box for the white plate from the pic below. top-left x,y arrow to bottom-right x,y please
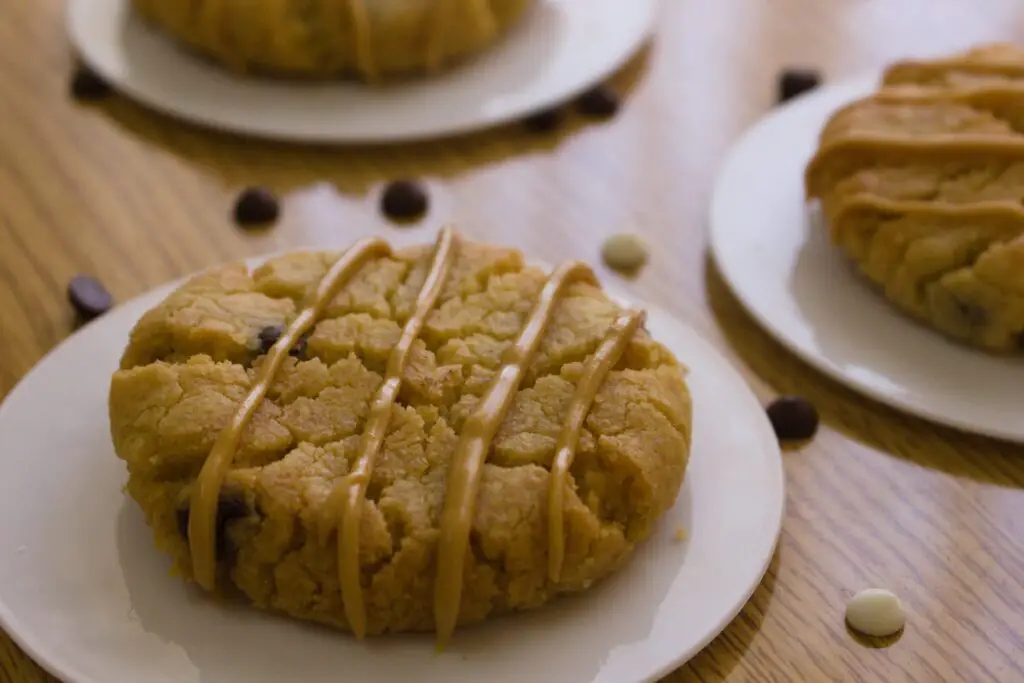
0,256 -> 783,683
710,75 -> 1024,443
66,0 -> 656,143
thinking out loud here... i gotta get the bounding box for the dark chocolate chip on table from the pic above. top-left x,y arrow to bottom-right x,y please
233,186 -> 280,227
778,69 -> 822,103
576,84 -> 620,118
177,497 -> 251,560
70,65 -> 112,101
381,180 -> 429,222
766,396 -> 820,441
67,275 -> 113,321
523,107 -> 565,132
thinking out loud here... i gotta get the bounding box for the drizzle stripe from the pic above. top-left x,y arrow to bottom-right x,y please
547,309 -> 646,582
433,260 -> 598,647
189,237 -> 392,591
337,226 -> 459,638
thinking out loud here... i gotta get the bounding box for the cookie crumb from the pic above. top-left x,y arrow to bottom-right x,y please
673,527 -> 687,542
601,233 -> 648,273
845,589 -> 905,638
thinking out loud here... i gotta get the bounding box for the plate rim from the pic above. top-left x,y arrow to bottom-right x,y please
708,71 -> 1024,443
0,248 -> 784,683
66,0 -> 658,144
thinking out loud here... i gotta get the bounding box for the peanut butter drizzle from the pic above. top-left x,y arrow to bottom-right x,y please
884,54 -> 1024,86
336,227 -> 459,639
805,135 -> 1024,201
433,260 -> 598,648
189,237 -> 393,591
547,309 -> 645,583
833,193 -> 1024,229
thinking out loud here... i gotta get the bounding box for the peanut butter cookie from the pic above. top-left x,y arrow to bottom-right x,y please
132,0 -> 533,81
108,229 -> 693,645
805,44 -> 1024,352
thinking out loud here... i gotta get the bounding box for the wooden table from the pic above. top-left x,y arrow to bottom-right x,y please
2,1 -> 1023,681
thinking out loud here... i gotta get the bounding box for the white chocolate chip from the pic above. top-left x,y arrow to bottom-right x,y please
845,589 -> 905,637
601,233 -> 649,272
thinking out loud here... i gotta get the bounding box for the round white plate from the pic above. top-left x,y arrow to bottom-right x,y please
710,75 -> 1024,443
0,257 -> 783,683
67,0 -> 656,143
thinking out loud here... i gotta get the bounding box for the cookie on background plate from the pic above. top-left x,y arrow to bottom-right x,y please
131,0 -> 534,81
805,42 -> 1024,353
108,227 -> 693,646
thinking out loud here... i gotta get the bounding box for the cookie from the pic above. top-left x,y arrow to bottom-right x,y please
109,228 -> 693,645
131,0 -> 533,81
806,46 -> 1024,351
831,197 -> 1024,350
883,43 -> 1024,90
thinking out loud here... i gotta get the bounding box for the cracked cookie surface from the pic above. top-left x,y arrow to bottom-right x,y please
109,237 -> 693,636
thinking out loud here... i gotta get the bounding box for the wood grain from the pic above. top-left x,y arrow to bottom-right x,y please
1,1 -> 1023,681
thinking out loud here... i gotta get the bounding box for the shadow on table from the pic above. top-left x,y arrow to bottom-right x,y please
82,45 -> 652,199
705,252 -> 1024,486
670,549 -> 780,682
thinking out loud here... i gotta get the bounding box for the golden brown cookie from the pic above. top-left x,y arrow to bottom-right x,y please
132,0 -> 533,81
883,42 -> 1024,89
806,44 -> 1024,352
108,229 -> 692,644
830,197 -> 1024,350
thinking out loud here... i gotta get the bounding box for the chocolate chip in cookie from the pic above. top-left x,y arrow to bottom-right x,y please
953,298 -> 988,328
257,325 -> 285,354
766,396 -> 819,441
778,69 -> 821,103
290,333 -> 310,359
177,497 -> 251,560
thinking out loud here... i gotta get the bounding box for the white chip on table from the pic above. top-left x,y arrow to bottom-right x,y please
845,588 -> 905,637
601,233 -> 649,272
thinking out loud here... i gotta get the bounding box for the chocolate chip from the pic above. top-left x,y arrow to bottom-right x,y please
177,497 -> 250,560
778,69 -> 821,103
290,333 -> 309,359
576,85 -> 620,118
257,325 -> 284,354
766,396 -> 819,441
954,299 -> 987,327
523,107 -> 565,132
70,65 -> 112,101
67,275 -> 113,321
233,187 -> 280,227
380,180 -> 428,222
